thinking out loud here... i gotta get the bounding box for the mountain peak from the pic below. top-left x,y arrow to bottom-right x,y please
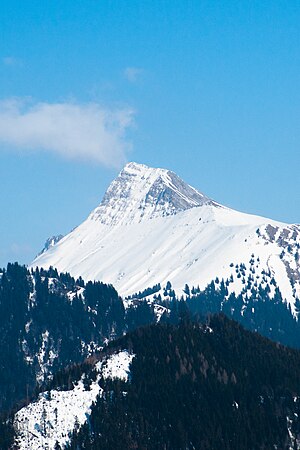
89,162 -> 215,225
122,161 -> 155,173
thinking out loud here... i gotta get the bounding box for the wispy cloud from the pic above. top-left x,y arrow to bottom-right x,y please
124,67 -> 143,83
2,56 -> 22,67
0,99 -> 135,168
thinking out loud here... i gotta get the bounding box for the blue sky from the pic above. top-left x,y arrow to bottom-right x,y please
0,0 -> 300,266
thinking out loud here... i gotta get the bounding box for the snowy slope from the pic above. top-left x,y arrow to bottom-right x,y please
32,162 -> 300,307
14,350 -> 134,450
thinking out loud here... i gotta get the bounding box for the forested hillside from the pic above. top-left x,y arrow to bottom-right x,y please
65,316 -> 300,449
0,263 -> 126,413
2,263 -> 300,448
1,262 -> 300,417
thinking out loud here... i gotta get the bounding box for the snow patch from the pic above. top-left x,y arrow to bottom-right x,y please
14,350 -> 134,450
97,350 -> 134,381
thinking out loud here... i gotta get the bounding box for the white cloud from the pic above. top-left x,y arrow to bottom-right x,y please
3,56 -> 22,67
0,99 -> 135,168
124,67 -> 143,83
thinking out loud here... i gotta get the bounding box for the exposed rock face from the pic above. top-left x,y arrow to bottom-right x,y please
37,235 -> 64,256
90,162 -> 218,225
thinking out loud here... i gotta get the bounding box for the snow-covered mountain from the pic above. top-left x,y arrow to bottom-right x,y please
32,162 -> 300,309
